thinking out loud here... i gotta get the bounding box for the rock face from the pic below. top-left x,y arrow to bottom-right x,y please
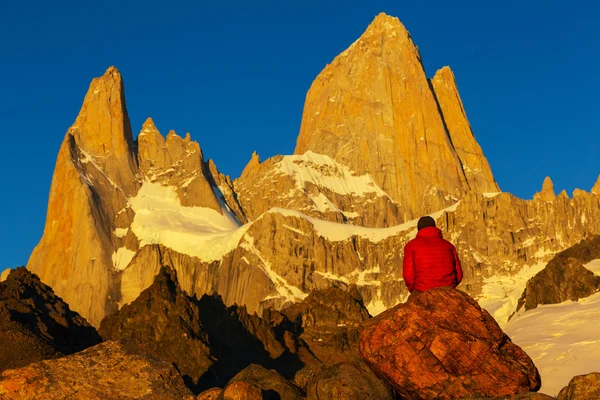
233,151 -> 404,228
26,15 -> 600,333
516,236 -> 600,312
430,66 -> 499,193
281,287 -> 371,364
0,340 -> 194,400
358,287 -> 540,400
557,372 -> 600,400
225,364 -> 305,400
0,267 -> 101,373
305,361 -> 394,400
99,267 -> 213,394
295,13 -> 497,220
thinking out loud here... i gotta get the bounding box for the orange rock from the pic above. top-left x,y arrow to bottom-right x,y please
295,13 -> 496,220
430,66 -> 499,193
197,387 -> 222,399
222,381 -> 263,400
358,287 -> 540,400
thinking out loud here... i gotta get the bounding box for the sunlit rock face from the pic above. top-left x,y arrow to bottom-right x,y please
26,14 -> 600,332
294,13 -> 498,221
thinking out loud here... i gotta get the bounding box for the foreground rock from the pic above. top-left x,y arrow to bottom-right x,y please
517,236 -> 600,312
0,340 -> 194,399
460,393 -> 555,399
0,267 -> 101,373
99,267 -> 213,393
359,287 -> 540,399
305,361 -> 394,400
557,372 -> 600,400
224,364 -> 304,400
280,287 -> 370,364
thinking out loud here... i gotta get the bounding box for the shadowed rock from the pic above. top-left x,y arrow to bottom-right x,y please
280,287 -> 370,364
359,287 -> 540,400
225,364 -> 304,400
99,267 -> 213,394
0,267 -> 101,373
305,361 -> 394,400
516,236 -> 600,313
0,340 -> 194,399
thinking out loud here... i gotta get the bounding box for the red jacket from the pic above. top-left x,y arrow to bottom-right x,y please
402,226 -> 463,292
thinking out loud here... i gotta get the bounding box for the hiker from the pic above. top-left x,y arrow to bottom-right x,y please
402,216 -> 463,298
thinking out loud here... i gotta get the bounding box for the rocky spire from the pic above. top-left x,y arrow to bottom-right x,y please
240,151 -> 261,179
430,66 -> 499,193
69,66 -> 138,193
534,177 -> 556,202
592,175 -> 600,195
294,13 -> 476,220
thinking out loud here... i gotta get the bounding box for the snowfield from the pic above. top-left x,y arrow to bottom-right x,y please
505,291 -> 600,396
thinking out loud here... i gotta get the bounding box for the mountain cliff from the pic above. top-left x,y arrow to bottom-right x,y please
294,13 -> 498,221
26,13 -> 600,331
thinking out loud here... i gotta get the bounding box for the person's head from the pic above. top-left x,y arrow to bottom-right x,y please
417,216 -> 436,231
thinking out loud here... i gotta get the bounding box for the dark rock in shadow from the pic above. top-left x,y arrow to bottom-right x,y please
0,267 -> 101,372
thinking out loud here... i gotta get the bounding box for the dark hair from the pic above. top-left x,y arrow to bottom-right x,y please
417,216 -> 436,231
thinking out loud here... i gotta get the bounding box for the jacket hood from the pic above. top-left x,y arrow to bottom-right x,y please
416,226 -> 443,238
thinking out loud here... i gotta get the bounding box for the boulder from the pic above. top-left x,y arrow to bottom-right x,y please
305,361 -> 394,400
0,267 -> 101,373
516,236 -> 600,312
197,388 -> 222,400
359,287 -> 540,399
226,364 -> 304,400
557,372 -> 600,400
0,340 -> 194,399
219,381 -> 263,400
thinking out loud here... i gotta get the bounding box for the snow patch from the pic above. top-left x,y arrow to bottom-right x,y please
129,180 -> 247,262
482,192 -> 501,198
115,228 -> 129,238
112,247 -> 136,271
584,259 -> 600,275
505,292 -> 600,396
478,261 -> 547,326
276,151 -> 387,197
264,201 -> 460,243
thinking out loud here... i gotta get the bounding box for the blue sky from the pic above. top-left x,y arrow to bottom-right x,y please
1,1 -> 598,270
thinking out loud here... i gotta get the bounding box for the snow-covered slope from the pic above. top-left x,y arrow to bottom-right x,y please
505,291 -> 600,396
129,180 -> 247,262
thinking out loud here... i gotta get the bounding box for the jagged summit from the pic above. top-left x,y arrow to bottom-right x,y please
294,13 -> 497,220
592,175 -> 600,195
534,176 -> 556,202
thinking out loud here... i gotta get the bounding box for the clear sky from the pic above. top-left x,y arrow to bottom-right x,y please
1,1 -> 598,270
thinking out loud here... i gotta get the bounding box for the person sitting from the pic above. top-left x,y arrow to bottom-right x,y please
402,216 -> 463,297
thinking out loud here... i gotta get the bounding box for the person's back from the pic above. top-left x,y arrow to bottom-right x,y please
403,216 -> 463,293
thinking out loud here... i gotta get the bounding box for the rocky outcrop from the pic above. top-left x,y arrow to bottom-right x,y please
516,236 -> 600,312
27,66 -> 140,326
359,287 -> 540,400
281,287 -> 371,363
295,13 -> 496,220
430,66 -> 499,193
305,361 -> 394,400
0,267 -> 101,373
197,388 -> 222,400
459,393 -> 555,399
225,364 -> 305,400
219,381 -> 263,400
137,118 -> 223,211
533,177 -> 556,202
0,340 -> 194,399
99,267 -> 214,394
233,151 -> 404,228
557,372 -> 600,400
